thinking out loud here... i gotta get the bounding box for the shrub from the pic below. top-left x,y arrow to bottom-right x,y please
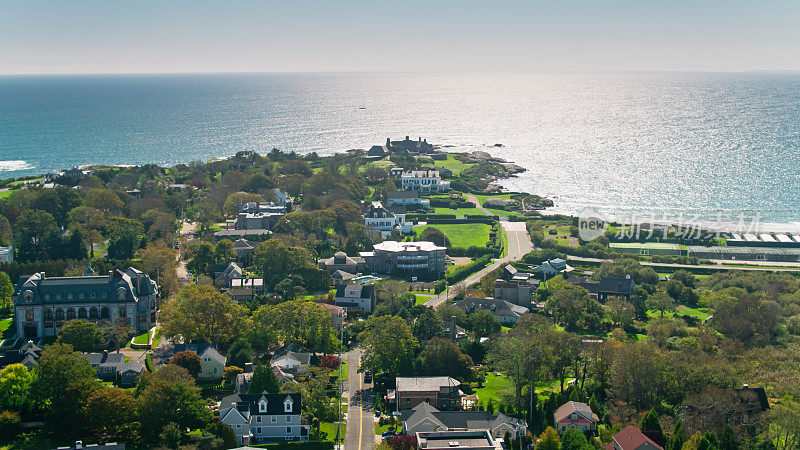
446,255 -> 492,284
0,410 -> 21,439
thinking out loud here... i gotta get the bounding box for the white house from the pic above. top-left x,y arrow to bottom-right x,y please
0,246 -> 12,264
401,170 -> 450,193
334,284 -> 376,313
174,343 -> 226,381
270,351 -> 311,372
219,392 -> 308,445
386,190 -> 430,207
362,201 -> 412,237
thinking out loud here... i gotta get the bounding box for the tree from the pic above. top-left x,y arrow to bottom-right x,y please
160,284 -> 250,345
561,428 -> 592,450
0,364 -> 35,410
138,365 -> 211,441
607,299 -> 636,328
419,227 -> 451,248
84,188 -> 124,214
252,239 -> 316,287
0,410 -> 21,440
412,307 -> 443,341
13,209 -> 59,261
0,272 -> 14,314
437,302 -> 468,328
159,422 -> 184,449
57,319 -> 103,352
227,339 -> 253,368
535,427 -> 560,450
251,300 -> 339,353
83,387 -> 139,441
186,241 -> 215,275
136,241 -> 179,298
248,365 -> 279,394
107,230 -> 143,260
548,283 -> 590,330
360,315 -> 418,376
224,366 -> 244,384
414,337 -> 474,381
206,419 -> 237,449
647,290 -> 675,318
30,343 -> 97,406
468,310 -> 501,337
640,409 -> 662,435
170,351 -> 202,377
610,342 -> 670,409
214,239 -> 237,265
719,424 -> 739,450
669,419 -> 686,450
223,192 -> 264,216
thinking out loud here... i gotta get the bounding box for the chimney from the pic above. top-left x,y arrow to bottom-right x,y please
625,274 -> 631,279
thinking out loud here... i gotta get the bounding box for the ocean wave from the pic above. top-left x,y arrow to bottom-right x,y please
0,160 -> 35,172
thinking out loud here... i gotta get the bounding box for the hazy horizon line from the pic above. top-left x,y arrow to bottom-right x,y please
2,68 -> 800,77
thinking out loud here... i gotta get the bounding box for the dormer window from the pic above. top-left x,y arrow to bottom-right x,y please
258,399 -> 267,413
117,287 -> 126,300
284,398 -> 293,413
23,290 -> 33,303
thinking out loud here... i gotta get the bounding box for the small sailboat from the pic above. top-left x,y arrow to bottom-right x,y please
358,100 -> 366,110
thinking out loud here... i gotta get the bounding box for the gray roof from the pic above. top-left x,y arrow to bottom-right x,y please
598,277 -> 635,295
387,190 -> 421,199
84,352 -> 126,367
14,268 -> 156,305
272,351 -> 311,366
453,298 -> 528,317
554,401 -> 599,423
220,392 -> 302,416
401,402 -> 525,432
396,376 -> 460,392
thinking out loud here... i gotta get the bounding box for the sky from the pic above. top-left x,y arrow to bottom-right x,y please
1,0 -> 799,74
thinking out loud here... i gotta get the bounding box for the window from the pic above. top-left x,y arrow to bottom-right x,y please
25,309 -> 33,321
271,416 -> 277,423
23,290 -> 33,303
44,309 -> 53,320
286,416 -> 291,423
78,308 -> 87,319
67,293 -> 73,300
56,309 -> 65,320
79,293 -> 84,299
119,307 -> 126,318
256,416 -> 261,423
286,427 -> 292,434
56,294 -> 62,300
90,292 -> 96,299
257,427 -> 262,434
284,399 -> 293,413
89,308 -> 98,319
100,306 -> 109,319
66,308 -> 76,319
258,400 -> 267,413
102,292 -> 107,298
117,287 -> 126,300
44,294 -> 50,301
236,424 -> 241,429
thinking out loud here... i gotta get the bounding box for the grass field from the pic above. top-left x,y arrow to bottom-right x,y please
415,223 -> 491,248
414,294 -> 433,306
320,422 -> 345,442
646,305 -> 712,321
0,318 -> 11,334
474,373 -> 513,407
432,154 -> 473,175
428,206 -> 487,216
375,421 -> 402,435
0,190 -> 12,199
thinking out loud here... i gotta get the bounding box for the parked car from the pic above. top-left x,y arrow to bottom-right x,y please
363,370 -> 373,384
381,431 -> 397,439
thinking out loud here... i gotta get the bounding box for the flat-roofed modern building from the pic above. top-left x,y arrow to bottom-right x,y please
360,241 -> 446,277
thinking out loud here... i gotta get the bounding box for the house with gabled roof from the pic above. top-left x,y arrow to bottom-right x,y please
605,426 -> 663,450
453,298 -> 528,325
174,343 -> 226,381
219,392 -> 307,445
401,402 -> 527,440
554,401 -> 599,433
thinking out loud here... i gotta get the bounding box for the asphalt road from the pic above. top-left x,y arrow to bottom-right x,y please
425,220 -> 533,309
342,349 -> 376,449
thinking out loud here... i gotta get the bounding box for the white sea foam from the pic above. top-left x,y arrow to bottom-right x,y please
0,160 -> 34,172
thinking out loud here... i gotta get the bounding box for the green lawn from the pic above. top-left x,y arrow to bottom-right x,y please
152,328 -> 162,348
375,421 -> 402,435
8,176 -> 42,186
129,329 -> 150,347
474,373 -> 513,407
415,223 -> 491,248
432,154 -> 473,176
0,317 -> 12,334
414,294 -> 433,306
428,207 -> 488,217
320,422 -> 345,442
646,305 -> 712,322
0,190 -> 12,199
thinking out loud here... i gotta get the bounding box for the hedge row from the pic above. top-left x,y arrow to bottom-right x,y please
446,254 -> 492,284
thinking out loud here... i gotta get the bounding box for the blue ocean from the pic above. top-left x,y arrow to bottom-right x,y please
1,72 -> 800,224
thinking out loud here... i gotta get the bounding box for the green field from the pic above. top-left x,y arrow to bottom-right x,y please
646,305 -> 712,321
474,373 -> 513,407
432,154 -> 473,175
415,223 -> 491,248
0,190 -> 12,199
320,422 -> 345,442
375,421 -> 402,435
414,294 -> 433,306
